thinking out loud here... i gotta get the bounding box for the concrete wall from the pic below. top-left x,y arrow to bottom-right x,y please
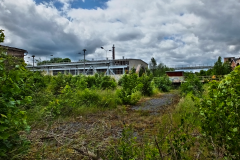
129,59 -> 148,70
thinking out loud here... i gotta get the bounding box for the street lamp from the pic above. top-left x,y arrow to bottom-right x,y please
101,47 -> 111,59
32,55 -> 35,71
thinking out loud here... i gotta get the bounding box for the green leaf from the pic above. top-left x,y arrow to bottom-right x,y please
0,132 -> 10,140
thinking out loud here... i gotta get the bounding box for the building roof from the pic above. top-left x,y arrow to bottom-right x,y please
0,45 -> 28,53
35,58 -> 148,67
231,58 -> 240,63
165,71 -> 184,73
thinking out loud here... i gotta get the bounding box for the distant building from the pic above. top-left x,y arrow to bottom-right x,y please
166,71 -> 184,83
25,44 -> 148,79
27,58 -> 148,78
0,45 -> 28,59
224,57 -> 240,69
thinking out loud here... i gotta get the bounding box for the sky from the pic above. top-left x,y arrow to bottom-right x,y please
1,0 -> 240,67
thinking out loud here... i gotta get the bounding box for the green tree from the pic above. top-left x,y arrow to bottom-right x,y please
149,57 -> 174,77
212,56 -> 232,75
62,58 -> 71,62
149,57 -> 157,76
37,57 -> 72,65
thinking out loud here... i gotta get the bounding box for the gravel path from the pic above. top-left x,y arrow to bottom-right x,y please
131,93 -> 177,113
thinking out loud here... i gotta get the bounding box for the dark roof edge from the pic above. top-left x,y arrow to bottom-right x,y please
0,45 -> 28,53
166,71 -> 184,73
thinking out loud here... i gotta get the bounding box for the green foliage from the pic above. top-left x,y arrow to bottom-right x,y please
99,75 -> 117,90
180,73 -> 203,96
138,74 -> 154,96
212,56 -> 232,75
117,71 -> 140,104
49,72 -> 73,95
0,29 -> 4,43
37,57 -> 71,65
198,66 -> 240,158
117,70 -> 154,104
104,126 -> 160,159
149,57 -> 174,77
41,87 -> 119,118
0,42 -> 31,157
153,75 -> 172,92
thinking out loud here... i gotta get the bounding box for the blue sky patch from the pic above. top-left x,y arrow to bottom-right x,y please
71,0 -> 109,9
34,0 -> 109,10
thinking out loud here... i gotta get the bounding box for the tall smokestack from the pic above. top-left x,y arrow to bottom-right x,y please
112,44 -> 115,60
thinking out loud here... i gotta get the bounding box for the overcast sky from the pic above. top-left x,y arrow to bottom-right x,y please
1,0 -> 240,66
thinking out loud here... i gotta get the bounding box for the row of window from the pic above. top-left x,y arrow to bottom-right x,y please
52,68 -> 129,76
114,60 -> 129,65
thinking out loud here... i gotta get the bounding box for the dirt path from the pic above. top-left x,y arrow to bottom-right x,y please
132,93 -> 177,113
26,92 -> 180,159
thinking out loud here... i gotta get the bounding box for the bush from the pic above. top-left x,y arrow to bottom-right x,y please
0,52 -> 31,157
117,71 -> 141,104
138,74 -> 154,96
180,74 -> 203,96
99,76 -> 117,90
153,75 -> 172,92
198,66 -> 240,158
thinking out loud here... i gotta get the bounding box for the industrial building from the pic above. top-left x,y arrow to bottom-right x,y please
29,58 -> 147,76
27,45 -> 148,77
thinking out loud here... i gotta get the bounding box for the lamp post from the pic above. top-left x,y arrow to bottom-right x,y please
83,49 -> 86,74
101,47 -> 111,59
32,55 -> 35,71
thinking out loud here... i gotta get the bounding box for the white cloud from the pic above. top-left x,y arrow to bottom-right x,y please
0,0 -> 240,66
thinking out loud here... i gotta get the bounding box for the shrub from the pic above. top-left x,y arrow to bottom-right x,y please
138,74 -> 154,96
180,74 -> 203,96
153,75 -> 172,92
99,76 -> 117,90
198,66 -> 240,158
117,72 -> 141,104
0,52 -> 31,157
49,72 -> 73,95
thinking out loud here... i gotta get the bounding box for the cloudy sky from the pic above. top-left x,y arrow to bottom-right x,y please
1,0 -> 240,66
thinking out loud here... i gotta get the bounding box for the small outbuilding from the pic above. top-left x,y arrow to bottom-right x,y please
166,71 -> 184,83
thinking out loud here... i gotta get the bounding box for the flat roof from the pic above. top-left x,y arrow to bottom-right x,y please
166,71 -> 184,73
36,58 -> 148,66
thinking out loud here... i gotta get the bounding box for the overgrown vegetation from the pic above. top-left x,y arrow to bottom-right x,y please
0,41 -> 31,157
2,28 -> 240,159
180,73 -> 203,96
198,66 -> 240,158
